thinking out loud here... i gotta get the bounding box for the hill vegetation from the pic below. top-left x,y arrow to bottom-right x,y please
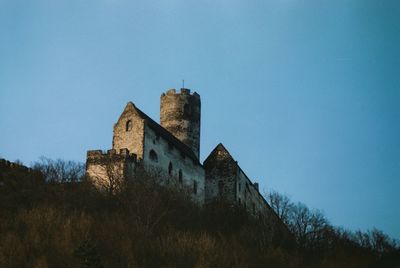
0,157 -> 399,268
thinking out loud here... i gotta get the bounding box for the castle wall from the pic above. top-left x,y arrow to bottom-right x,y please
204,144 -> 276,217
86,149 -> 137,193
142,123 -> 205,203
204,149 -> 237,203
112,103 -> 145,159
235,168 -> 268,216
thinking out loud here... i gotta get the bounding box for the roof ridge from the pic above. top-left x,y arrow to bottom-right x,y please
130,104 -> 200,164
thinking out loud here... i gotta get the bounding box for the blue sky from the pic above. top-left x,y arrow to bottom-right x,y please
1,0 -> 399,239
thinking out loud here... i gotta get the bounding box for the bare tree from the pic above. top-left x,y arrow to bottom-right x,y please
33,157 -> 85,182
354,228 -> 398,256
266,190 -> 293,225
288,202 -> 330,249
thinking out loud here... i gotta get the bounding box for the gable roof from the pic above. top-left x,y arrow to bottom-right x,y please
126,102 -> 200,164
204,143 -> 235,165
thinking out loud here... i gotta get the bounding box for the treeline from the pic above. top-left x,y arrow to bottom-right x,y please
0,158 -> 399,268
266,191 -> 400,267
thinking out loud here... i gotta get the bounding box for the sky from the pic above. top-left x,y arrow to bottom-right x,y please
0,0 -> 399,239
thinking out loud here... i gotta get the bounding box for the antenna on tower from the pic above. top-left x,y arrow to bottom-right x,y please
182,79 -> 185,89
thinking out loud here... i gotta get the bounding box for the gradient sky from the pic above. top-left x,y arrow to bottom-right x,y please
1,0 -> 399,239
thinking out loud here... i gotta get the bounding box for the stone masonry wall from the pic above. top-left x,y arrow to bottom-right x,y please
204,144 -> 280,218
142,124 -> 205,203
204,145 -> 237,202
160,89 -> 201,159
112,102 -> 145,159
235,167 -> 269,216
86,149 -> 137,193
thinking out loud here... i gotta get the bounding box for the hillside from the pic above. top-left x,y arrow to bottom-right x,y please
0,158 -> 399,268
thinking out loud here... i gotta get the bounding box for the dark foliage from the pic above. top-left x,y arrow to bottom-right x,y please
0,159 -> 398,267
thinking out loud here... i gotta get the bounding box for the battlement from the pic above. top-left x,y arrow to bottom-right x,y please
87,149 -> 137,162
161,88 -> 200,99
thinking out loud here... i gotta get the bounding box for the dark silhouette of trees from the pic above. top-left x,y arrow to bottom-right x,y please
267,190 -> 399,267
267,190 -> 293,225
33,156 -> 85,182
0,158 -> 399,267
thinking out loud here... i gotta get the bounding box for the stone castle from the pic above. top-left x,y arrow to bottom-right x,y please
86,88 -> 275,216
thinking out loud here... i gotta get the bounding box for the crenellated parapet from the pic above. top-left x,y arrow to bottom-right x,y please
161,88 -> 201,99
86,148 -> 138,193
86,149 -> 138,165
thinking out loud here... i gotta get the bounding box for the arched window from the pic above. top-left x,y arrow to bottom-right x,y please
193,180 -> 198,195
149,150 -> 158,162
168,162 -> 173,175
126,120 -> 132,131
178,169 -> 183,184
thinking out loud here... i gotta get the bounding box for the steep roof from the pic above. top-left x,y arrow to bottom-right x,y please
204,143 -> 235,165
127,102 -> 200,164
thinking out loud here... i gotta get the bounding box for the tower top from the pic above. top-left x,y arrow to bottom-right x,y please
161,88 -> 200,99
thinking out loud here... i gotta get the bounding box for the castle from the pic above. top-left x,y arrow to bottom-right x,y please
86,88 -> 274,216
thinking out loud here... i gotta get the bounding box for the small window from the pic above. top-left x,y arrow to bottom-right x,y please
218,180 -> 224,196
149,150 -> 158,162
252,203 -> 256,214
168,142 -> 173,151
238,183 -> 241,192
193,180 -> 198,195
126,120 -> 132,131
178,169 -> 183,184
168,162 -> 173,175
184,103 -> 192,116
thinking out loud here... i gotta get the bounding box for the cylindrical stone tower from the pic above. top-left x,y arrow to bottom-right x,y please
160,88 -> 201,159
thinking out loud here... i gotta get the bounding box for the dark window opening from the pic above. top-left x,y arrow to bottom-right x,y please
184,103 -> 192,116
168,142 -> 173,151
218,180 -> 224,196
193,180 -> 198,195
252,203 -> 256,214
126,120 -> 132,131
149,150 -> 158,162
168,162 -> 173,175
178,169 -> 183,184
238,183 -> 241,192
